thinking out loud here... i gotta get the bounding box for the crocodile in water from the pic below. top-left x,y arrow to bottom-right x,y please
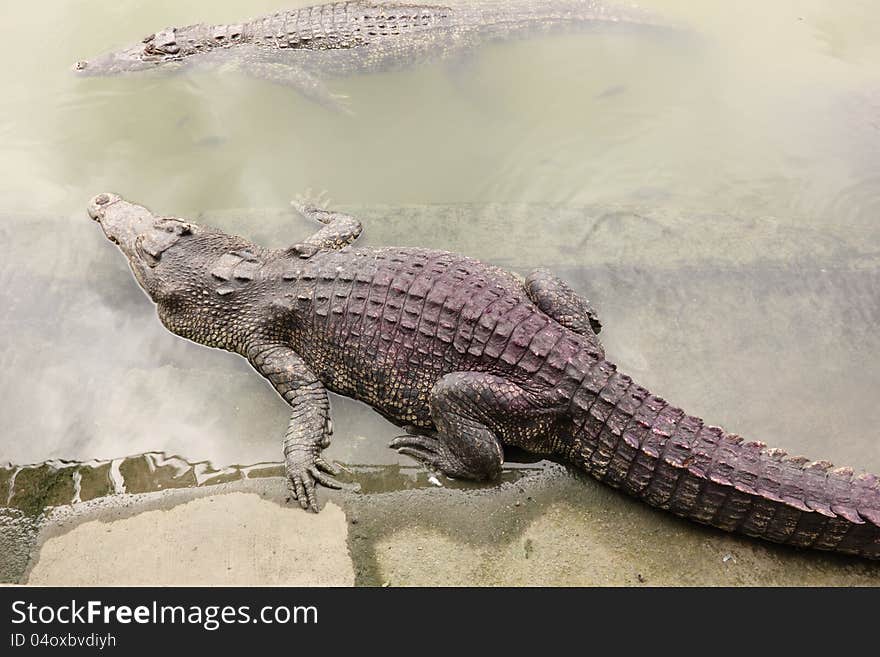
73,1 -> 670,111
87,193 -> 880,559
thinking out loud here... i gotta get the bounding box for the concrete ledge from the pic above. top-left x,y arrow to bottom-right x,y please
26,493 -> 353,586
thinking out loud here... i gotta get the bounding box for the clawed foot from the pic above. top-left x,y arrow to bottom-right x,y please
285,448 -> 345,512
390,433 -> 459,477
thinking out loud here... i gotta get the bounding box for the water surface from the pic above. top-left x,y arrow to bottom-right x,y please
1,1 -> 878,498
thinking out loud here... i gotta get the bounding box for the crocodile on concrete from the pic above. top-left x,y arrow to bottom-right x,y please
73,0 -> 670,111
87,193 -> 880,559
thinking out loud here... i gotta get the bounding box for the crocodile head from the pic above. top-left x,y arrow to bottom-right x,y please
74,27 -> 199,75
88,192 -> 197,297
89,193 -> 258,351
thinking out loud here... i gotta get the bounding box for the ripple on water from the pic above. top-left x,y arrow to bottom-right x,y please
822,173 -> 880,226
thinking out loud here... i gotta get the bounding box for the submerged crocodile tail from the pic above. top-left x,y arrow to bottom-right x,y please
563,357 -> 880,558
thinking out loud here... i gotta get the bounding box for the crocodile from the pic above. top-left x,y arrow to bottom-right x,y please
73,0 -> 669,111
87,192 -> 880,560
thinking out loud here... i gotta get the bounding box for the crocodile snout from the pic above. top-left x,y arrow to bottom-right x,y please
74,60 -> 88,71
88,192 -> 120,221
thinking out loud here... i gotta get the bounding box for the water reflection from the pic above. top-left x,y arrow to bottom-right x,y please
0,451 -> 542,516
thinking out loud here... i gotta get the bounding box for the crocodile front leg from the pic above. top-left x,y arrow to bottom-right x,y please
248,343 -> 343,511
235,49 -> 351,114
391,372 -> 560,480
525,268 -> 604,355
290,201 -> 363,252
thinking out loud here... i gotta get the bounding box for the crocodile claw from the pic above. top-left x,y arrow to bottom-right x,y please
390,434 -> 449,472
285,451 -> 345,512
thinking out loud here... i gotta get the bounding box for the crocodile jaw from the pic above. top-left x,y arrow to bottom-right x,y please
88,193 -> 159,261
74,44 -> 170,75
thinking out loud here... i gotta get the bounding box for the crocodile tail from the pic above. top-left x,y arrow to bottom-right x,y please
563,357 -> 880,559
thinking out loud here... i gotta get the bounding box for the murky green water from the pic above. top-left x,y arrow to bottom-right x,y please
1,0 -> 879,513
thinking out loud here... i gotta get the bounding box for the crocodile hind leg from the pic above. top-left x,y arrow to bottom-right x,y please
247,343 -> 344,511
525,268 -> 604,354
390,372 -> 559,480
287,201 -> 363,258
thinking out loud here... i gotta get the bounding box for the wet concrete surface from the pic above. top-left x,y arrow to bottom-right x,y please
366,467 -> 880,586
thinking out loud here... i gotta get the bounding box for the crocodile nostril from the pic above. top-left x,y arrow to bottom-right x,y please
88,193 -> 115,221
74,60 -> 88,70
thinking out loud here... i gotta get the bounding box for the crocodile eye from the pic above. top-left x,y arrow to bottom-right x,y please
135,235 -> 161,267
157,218 -> 193,235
